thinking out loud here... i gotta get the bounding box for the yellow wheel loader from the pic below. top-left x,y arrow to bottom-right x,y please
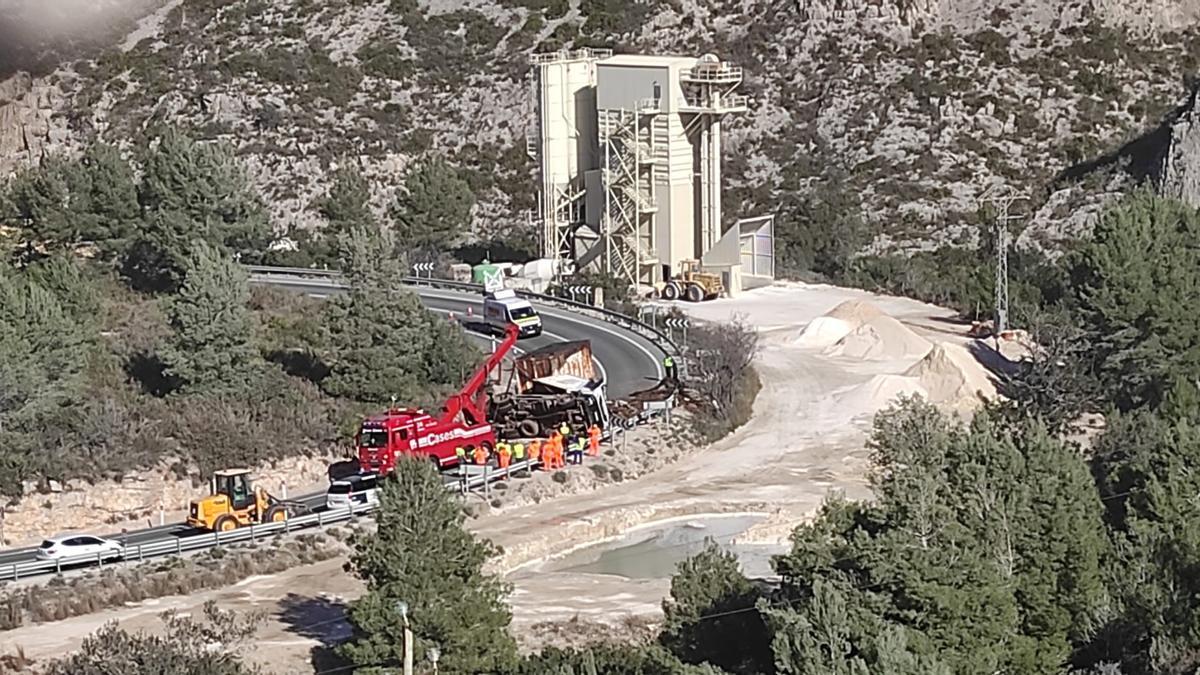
187,469 -> 302,532
659,259 -> 723,302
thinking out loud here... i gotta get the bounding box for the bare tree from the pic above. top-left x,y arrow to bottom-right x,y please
683,314 -> 759,434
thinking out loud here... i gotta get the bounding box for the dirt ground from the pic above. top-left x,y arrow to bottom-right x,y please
0,281 -> 1007,674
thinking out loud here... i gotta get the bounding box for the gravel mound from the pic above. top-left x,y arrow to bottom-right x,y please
904,343 -> 997,407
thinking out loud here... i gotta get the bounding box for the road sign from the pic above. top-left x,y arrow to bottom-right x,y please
412,262 -> 435,275
666,317 -> 690,329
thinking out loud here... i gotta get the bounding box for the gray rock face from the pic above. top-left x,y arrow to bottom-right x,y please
1157,89 -> 1200,208
0,0 -> 1198,250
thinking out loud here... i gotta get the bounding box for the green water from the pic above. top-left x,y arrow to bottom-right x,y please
537,515 -> 782,580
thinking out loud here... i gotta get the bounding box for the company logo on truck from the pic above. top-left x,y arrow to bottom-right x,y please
416,426 -> 490,448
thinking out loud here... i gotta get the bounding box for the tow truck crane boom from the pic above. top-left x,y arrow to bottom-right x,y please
439,323 -> 520,427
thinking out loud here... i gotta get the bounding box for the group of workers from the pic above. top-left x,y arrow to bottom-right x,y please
455,422 -> 603,477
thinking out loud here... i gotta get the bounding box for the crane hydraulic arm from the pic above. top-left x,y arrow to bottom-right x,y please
440,323 -> 520,427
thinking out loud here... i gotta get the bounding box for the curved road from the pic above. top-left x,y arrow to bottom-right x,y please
0,281 -> 665,568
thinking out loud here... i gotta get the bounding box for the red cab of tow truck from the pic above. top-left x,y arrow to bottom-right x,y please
355,324 -> 520,476
357,408 -> 495,474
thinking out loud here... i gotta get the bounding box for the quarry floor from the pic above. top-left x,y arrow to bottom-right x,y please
0,282 -> 1002,674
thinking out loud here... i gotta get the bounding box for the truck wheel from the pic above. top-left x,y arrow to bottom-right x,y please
662,282 -> 680,301
429,455 -> 444,472
265,505 -> 288,523
518,420 -> 540,438
684,283 -> 704,303
213,515 -> 238,532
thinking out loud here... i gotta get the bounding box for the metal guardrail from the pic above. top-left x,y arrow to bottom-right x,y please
245,265 -> 685,367
1,459 -> 544,582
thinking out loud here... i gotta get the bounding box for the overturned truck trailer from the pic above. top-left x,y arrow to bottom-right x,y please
489,340 -> 610,439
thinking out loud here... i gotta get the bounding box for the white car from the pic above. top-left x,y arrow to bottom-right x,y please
36,534 -> 124,562
326,473 -> 381,510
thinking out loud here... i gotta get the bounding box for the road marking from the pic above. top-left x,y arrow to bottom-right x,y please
427,308 -> 608,383
537,306 -> 664,380
262,281 -> 634,384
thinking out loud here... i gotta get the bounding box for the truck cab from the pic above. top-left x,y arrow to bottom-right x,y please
483,289 -> 542,338
357,407 -> 496,475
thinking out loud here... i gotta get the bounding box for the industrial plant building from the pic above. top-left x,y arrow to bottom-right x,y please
527,48 -> 774,296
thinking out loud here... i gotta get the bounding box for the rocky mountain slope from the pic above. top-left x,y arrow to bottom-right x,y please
2,0 -> 1199,254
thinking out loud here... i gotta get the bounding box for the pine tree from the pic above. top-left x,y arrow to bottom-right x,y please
6,154 -> 78,249
318,162 -> 375,232
74,142 -> 140,257
390,157 -> 474,251
339,458 -> 518,674
0,259 -> 103,496
767,579 -> 870,675
661,540 -> 773,674
1090,410 -> 1200,672
5,143 -> 138,258
322,224 -> 477,403
1071,188 -> 1200,410
160,241 -> 261,394
128,127 -> 271,291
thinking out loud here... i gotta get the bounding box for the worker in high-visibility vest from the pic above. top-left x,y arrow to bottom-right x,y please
473,445 -> 488,465
512,442 -> 526,476
587,424 -> 601,456
559,422 -> 571,438
455,445 -> 467,466
497,444 -> 512,477
567,436 -> 584,465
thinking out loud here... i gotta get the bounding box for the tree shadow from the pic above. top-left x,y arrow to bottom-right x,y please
124,352 -> 180,397
328,459 -> 361,482
276,593 -> 354,673
265,349 -> 330,383
1054,84 -> 1196,187
966,339 -> 1021,382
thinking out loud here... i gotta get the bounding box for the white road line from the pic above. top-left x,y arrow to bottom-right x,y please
264,282 -> 633,383
536,306 -> 664,379
424,299 -> 609,384
427,308 -> 609,383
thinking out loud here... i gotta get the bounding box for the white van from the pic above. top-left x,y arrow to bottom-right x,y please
483,289 -> 542,338
326,473 -> 380,510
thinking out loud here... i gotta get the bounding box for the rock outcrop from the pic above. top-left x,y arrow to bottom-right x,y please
0,0 -> 1196,247
1157,88 -> 1200,208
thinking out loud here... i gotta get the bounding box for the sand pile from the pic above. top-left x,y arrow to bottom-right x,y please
796,300 -> 932,361
826,316 -> 933,361
904,343 -> 997,407
795,300 -> 882,348
834,374 -> 928,412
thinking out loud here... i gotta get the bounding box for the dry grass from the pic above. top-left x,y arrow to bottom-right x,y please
0,533 -> 345,631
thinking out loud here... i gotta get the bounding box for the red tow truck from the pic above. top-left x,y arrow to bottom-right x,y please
356,324 -> 519,475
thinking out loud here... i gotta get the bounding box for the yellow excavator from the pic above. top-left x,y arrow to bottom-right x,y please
187,469 -> 300,532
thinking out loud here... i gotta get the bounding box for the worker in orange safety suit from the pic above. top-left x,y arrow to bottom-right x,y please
497,443 -> 512,477
549,429 -> 561,468
528,438 -> 542,469
587,424 -> 601,456
473,445 -> 488,466
546,432 -> 560,469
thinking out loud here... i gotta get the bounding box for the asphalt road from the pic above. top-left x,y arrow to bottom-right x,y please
0,282 -> 665,567
271,278 -> 666,398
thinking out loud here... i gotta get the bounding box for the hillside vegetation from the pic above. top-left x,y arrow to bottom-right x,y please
0,126 -> 478,498
2,0 -> 1199,268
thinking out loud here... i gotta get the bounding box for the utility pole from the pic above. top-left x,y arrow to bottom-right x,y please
396,601 -> 413,675
978,185 -> 1027,338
